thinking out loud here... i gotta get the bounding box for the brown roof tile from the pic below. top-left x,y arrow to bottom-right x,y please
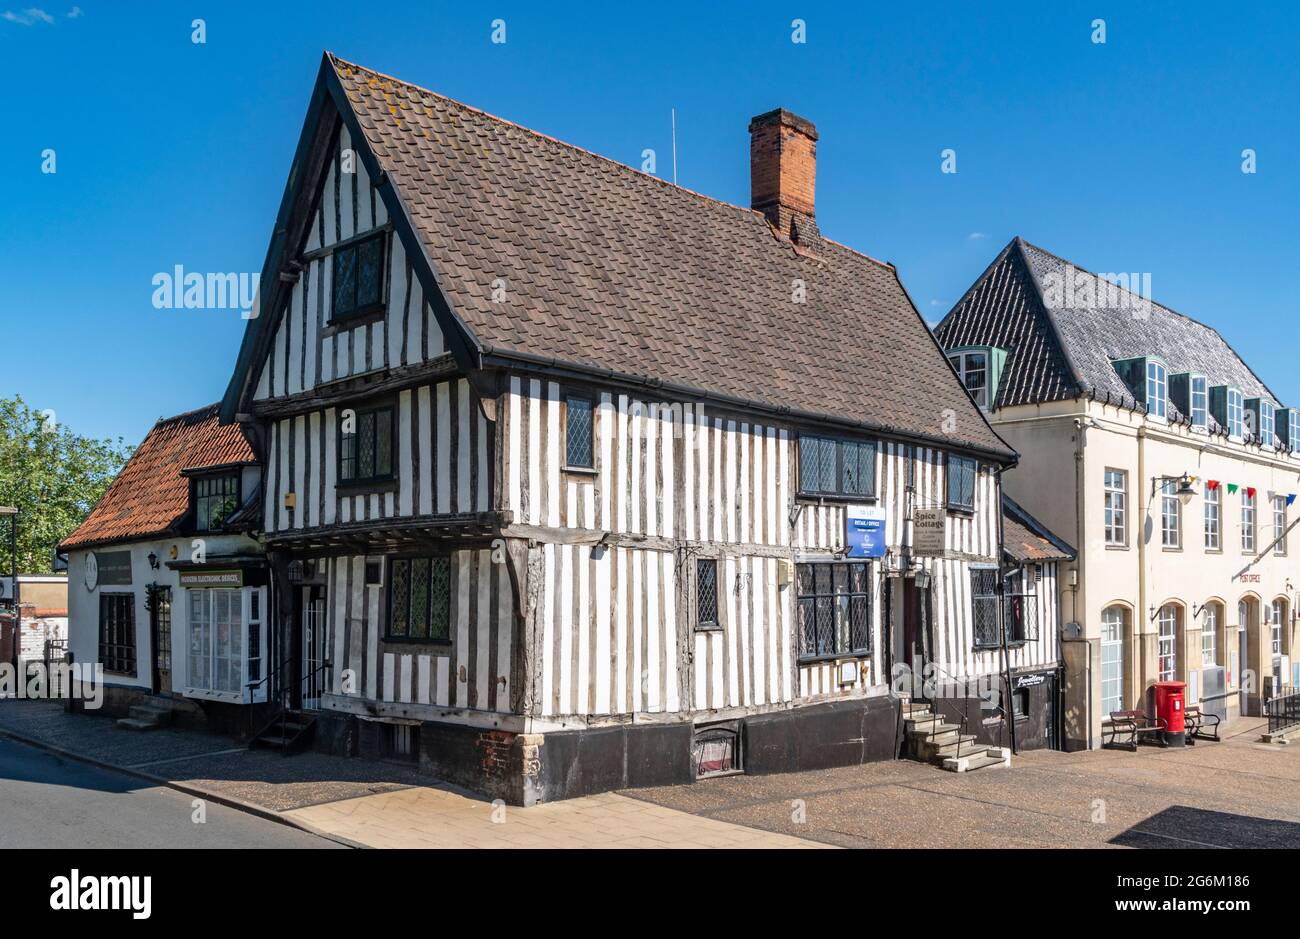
319,55 -> 1013,459
58,404 -> 255,552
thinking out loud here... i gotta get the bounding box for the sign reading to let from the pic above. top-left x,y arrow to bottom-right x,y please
912,509 -> 947,557
845,505 -> 887,558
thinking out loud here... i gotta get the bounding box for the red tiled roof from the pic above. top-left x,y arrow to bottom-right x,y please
58,404 -> 255,552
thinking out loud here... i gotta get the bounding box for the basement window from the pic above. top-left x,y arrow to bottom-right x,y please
692,726 -> 742,778
383,724 -> 419,763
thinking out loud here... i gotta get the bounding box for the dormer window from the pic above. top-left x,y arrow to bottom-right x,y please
1170,372 -> 1208,429
195,473 -> 240,532
947,346 -> 1006,411
1246,398 -> 1276,448
1279,408 -> 1300,450
1211,385 -> 1244,438
1112,356 -> 1167,419
1145,360 -> 1167,419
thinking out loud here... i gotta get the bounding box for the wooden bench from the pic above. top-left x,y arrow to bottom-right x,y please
1103,710 -> 1167,750
1185,705 -> 1221,743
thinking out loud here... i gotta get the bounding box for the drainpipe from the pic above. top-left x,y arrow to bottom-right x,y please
1137,424 -> 1149,713
995,467 -> 1017,755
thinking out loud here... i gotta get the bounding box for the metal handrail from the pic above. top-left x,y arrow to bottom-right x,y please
922,659 -> 1011,763
245,656 -> 296,739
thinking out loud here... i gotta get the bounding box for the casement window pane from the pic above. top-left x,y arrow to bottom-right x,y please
340,407 -> 394,483
1104,469 -> 1127,545
409,558 -> 431,639
1191,377 -> 1208,427
1146,362 -> 1167,418
1160,480 -> 1180,548
1202,605 -> 1218,666
970,570 -> 999,648
333,246 -> 357,314
948,456 -> 976,510
389,556 -> 450,642
1204,485 -> 1220,549
358,412 -> 376,479
331,233 -> 384,320
796,560 -> 872,659
566,396 -> 594,468
375,411 -> 393,476
356,236 -> 382,308
390,560 -> 410,637
696,560 -> 718,628
430,559 -> 450,640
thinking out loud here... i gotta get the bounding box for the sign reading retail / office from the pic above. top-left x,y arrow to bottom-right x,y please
845,505 -> 887,558
178,569 -> 244,588
912,508 -> 947,556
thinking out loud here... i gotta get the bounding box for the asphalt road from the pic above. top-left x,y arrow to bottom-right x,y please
0,737 -> 343,849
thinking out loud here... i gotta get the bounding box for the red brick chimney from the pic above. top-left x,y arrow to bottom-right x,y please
749,108 -> 818,241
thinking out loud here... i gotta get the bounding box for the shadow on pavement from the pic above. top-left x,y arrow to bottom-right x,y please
1110,804 -> 1300,849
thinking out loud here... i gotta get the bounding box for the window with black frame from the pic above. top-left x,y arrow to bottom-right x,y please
195,474 -> 239,531
389,557 -> 451,641
947,455 -> 977,511
798,435 -> 877,498
971,569 -> 999,649
99,593 -> 136,674
340,406 -> 394,484
331,232 -> 386,322
565,395 -> 594,468
1003,568 -> 1037,643
795,561 -> 871,660
696,559 -> 718,629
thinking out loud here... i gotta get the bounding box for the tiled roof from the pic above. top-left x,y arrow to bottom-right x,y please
1002,495 -> 1074,562
938,238 -> 1282,424
313,55 -> 1012,459
58,404 -> 255,552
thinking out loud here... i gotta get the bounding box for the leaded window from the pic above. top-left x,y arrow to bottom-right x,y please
565,396 -> 594,468
331,232 -> 386,321
1004,568 -> 1037,643
798,435 -> 877,498
795,561 -> 871,659
971,569 -> 999,649
388,557 -> 451,641
696,559 -> 718,629
99,593 -> 136,675
947,455 -> 977,511
340,406 -> 394,484
195,474 -> 239,532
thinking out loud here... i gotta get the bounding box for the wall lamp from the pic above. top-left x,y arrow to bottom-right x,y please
1152,472 -> 1197,506
147,551 -> 160,570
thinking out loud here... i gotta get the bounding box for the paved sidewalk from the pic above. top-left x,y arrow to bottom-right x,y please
0,699 -> 822,848
285,785 -> 827,849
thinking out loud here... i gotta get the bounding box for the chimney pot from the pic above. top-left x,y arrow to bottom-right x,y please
749,108 -> 819,240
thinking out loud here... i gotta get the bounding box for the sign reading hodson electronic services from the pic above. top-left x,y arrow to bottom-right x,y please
178,569 -> 244,588
912,509 -> 947,557
845,505 -> 887,558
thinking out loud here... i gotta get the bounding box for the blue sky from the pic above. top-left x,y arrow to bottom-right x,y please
2,1 -> 1297,445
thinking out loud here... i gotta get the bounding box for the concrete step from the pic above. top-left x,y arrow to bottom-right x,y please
116,717 -> 163,731
908,721 -> 960,738
127,704 -> 172,724
922,735 -> 981,759
942,750 -> 1012,773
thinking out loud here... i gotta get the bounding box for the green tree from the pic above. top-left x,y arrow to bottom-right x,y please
0,396 -> 133,573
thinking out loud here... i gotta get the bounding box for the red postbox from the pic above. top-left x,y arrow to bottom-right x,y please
1153,680 -> 1186,747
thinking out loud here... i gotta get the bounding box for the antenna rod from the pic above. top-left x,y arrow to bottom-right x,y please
671,108 -> 677,185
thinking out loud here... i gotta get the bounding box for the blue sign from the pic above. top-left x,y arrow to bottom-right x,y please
845,506 -> 887,558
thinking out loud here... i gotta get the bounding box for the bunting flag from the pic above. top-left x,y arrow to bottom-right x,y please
1227,483 -> 1239,494
1206,480 -> 1220,491
1288,494 -> 1297,506
1246,486 -> 1257,499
